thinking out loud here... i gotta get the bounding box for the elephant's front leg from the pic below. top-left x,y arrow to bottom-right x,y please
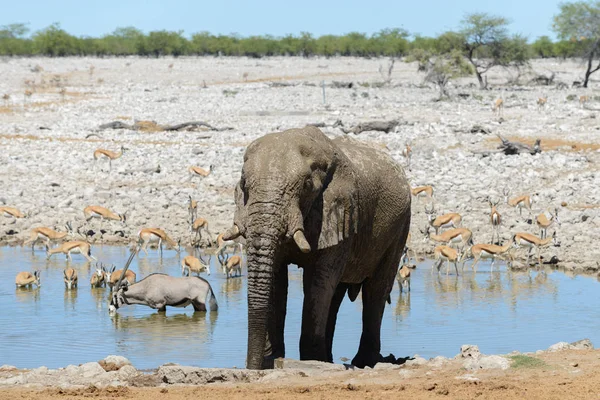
268,262 -> 288,361
300,263 -> 342,362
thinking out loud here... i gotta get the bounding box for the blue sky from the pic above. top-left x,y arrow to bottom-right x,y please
2,0 -> 562,40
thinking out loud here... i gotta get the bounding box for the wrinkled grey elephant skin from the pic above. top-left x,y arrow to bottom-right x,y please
225,126 -> 411,370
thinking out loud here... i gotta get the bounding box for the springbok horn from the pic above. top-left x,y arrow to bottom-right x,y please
222,224 -> 240,241
293,230 -> 311,253
114,244 -> 139,292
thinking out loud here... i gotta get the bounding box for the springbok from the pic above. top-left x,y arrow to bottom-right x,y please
1,206 -> 26,222
492,98 -> 504,116
463,236 -> 514,273
191,217 -> 213,246
218,252 -> 242,278
23,222 -> 72,252
536,208 -> 560,239
106,265 -> 137,291
138,228 -> 180,256
411,186 -> 434,203
90,264 -> 107,288
93,145 -> 125,171
216,233 -> 242,254
64,268 -> 78,290
580,95 -> 589,108
15,270 -> 41,288
109,273 -> 218,313
402,142 -> 412,171
422,226 -> 473,251
188,165 -> 214,178
401,232 -> 418,264
488,198 -> 501,245
503,188 -> 536,218
397,264 -> 413,293
424,204 -> 461,235
513,231 -> 559,266
433,245 -> 462,275
84,205 -> 126,228
188,195 -> 198,227
537,96 -> 547,111
181,255 -> 211,276
46,241 -> 96,262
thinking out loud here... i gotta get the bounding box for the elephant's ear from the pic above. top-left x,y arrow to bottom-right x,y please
317,158 -> 358,250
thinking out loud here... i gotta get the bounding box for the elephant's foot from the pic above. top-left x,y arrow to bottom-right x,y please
299,336 -> 329,363
351,351 -> 381,369
261,357 -> 275,369
352,352 -> 413,368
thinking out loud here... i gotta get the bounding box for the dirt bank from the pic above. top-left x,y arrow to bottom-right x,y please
2,344 -> 600,400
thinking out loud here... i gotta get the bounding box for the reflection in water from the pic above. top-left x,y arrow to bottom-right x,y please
112,311 -> 218,359
64,287 -> 78,310
112,311 -> 218,333
220,277 -> 243,296
2,246 -> 600,369
15,286 -> 40,304
90,287 -> 107,310
395,292 -> 410,320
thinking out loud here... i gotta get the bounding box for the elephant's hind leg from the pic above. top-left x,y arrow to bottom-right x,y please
351,246 -> 402,368
326,283 -> 348,363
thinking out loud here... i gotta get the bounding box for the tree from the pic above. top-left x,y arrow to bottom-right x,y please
102,27 -> 145,55
0,23 -> 31,55
553,1 -> 600,87
532,36 -> 556,58
407,49 -> 473,98
144,30 -> 188,56
458,13 -> 530,89
32,23 -> 79,56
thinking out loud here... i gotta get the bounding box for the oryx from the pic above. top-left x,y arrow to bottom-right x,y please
109,273 -> 218,314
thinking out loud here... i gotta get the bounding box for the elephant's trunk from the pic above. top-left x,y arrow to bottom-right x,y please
245,205 -> 284,370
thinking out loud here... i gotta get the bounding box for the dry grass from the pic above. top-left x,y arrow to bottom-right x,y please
133,120 -> 163,133
489,136 -> 600,152
0,133 -> 245,148
0,91 -> 98,114
214,70 -> 372,85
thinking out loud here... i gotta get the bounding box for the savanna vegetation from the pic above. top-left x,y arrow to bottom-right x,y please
1,1 -> 599,87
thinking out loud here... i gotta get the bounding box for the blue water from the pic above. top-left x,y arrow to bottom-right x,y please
0,245 -> 599,369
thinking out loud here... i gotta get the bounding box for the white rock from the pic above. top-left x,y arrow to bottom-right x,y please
463,355 -> 510,370
548,342 -> 573,352
101,355 -> 132,369
405,356 -> 428,367
117,365 -> 138,379
79,362 -> 106,378
459,344 -> 480,359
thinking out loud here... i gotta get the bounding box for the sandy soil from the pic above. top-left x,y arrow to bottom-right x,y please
2,349 -> 600,399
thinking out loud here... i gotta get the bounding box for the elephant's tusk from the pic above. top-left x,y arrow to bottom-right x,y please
222,224 -> 241,240
293,230 -> 311,253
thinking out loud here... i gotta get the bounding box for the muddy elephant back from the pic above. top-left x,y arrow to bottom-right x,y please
332,136 -> 410,200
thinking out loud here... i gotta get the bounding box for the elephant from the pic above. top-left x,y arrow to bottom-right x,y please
222,126 -> 411,370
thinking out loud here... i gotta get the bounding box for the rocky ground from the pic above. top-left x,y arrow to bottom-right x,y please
0,340 -> 598,399
0,56 -> 599,272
